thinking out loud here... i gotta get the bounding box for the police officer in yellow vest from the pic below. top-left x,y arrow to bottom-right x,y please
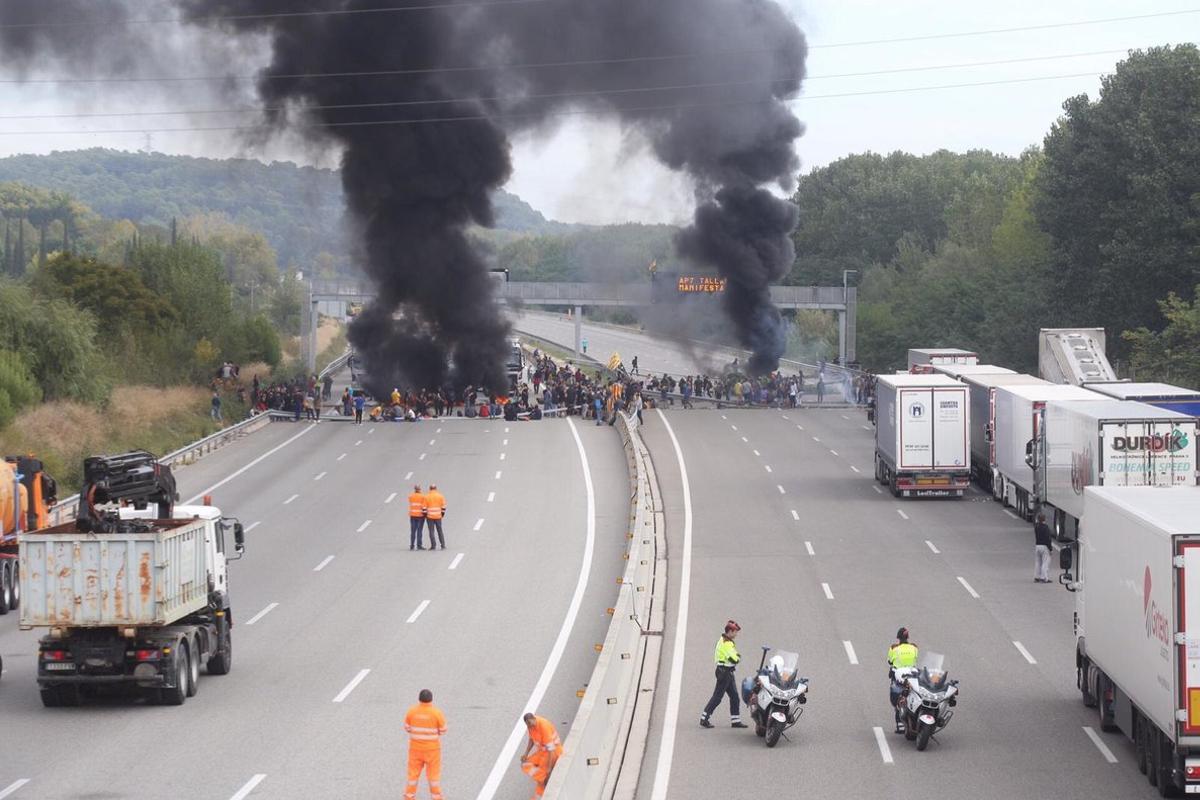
700,620 -> 749,729
887,627 -> 919,733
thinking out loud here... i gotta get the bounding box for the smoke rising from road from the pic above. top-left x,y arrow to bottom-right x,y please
0,0 -> 807,383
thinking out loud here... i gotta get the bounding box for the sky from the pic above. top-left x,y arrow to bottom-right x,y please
0,1 -> 1197,225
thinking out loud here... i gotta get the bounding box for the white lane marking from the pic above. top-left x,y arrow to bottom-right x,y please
0,780 -> 31,799
752,449 -> 760,456
313,555 -> 335,572
439,427 -> 444,433
503,427 -> 508,433
245,603 -> 279,626
244,521 -> 261,532
791,510 -> 800,521
1005,509 -> 1020,521
355,439 -> 363,446
487,492 -> 496,503
741,436 -> 748,443
896,509 -> 909,520
419,453 -> 427,461
842,414 -> 850,420
333,669 -> 371,703
449,553 -> 465,570
781,414 -> 790,420
386,492 -> 397,504
503,439 -> 509,446
805,541 -> 815,556
314,471 -> 327,481
850,465 -> 861,473
478,416 -> 597,800
731,424 -> 738,431
369,428 -> 375,434
500,453 -> 507,461
283,493 -> 299,505
764,465 -> 773,473
721,414 -> 727,420
925,540 -> 941,554
957,576 -> 981,599
873,485 -> 883,494
648,410 -> 693,800
356,519 -> 372,533
821,582 -> 834,600
428,438 -> 436,446
337,453 -> 347,462
1013,641 -> 1037,665
843,641 -> 859,665
474,518 -> 485,531
228,775 -> 266,800
812,436 -> 821,442
796,424 -> 805,431
873,727 -> 894,764
183,424 -> 316,504
407,600 -> 431,624
495,471 -> 502,479
1083,726 -> 1119,763
830,450 -> 839,456
404,471 -> 414,481
777,485 -> 786,494
862,424 -> 873,430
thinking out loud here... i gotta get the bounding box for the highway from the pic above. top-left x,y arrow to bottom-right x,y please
0,413 -> 629,799
633,405 -> 1150,799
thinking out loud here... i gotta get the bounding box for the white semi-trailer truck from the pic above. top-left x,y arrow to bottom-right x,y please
873,373 -> 970,498
1029,399 -> 1197,538
1063,486 -> 1200,797
956,372 -> 1048,496
906,348 -> 978,374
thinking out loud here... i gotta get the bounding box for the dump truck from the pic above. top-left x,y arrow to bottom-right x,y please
0,455 -> 57,616
873,373 -> 970,498
1038,327 -> 1118,385
18,451 -> 245,707
1061,486 -> 1200,796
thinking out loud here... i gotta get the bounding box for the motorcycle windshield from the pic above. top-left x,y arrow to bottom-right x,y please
767,650 -> 802,689
916,652 -> 949,691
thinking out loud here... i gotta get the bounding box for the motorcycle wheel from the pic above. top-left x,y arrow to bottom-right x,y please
904,717 -> 918,741
765,720 -> 783,748
916,724 -> 933,752
755,723 -> 766,738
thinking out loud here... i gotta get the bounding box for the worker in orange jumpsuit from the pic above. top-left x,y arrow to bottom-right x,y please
409,484 -> 427,551
520,713 -> 562,799
404,688 -> 447,800
424,483 -> 447,550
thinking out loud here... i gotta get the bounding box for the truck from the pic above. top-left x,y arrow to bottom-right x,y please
873,374 -> 970,498
1029,399 -> 1198,539
1084,382 -> 1200,418
955,372 -> 1048,496
1061,486 -> 1200,797
1038,327 -> 1118,385
18,451 -> 246,707
0,455 -> 57,616
930,363 -> 1014,381
906,348 -> 978,374
992,383 -> 1101,519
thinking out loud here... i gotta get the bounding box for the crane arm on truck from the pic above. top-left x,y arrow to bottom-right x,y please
77,451 -> 179,533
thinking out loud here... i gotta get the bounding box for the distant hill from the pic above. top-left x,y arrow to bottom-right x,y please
0,148 -> 572,270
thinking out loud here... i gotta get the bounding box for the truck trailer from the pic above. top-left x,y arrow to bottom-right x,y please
873,374 -> 970,498
1064,486 -> 1200,796
992,383 -> 1101,519
906,348 -> 978,374
1030,400 -> 1198,539
956,372 -> 1048,496
18,451 -> 245,707
0,455 -> 57,617
1038,328 -> 1118,385
1084,382 -> 1200,419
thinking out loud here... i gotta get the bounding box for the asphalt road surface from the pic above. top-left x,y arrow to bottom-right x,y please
0,414 -> 628,800
632,405 -> 1151,800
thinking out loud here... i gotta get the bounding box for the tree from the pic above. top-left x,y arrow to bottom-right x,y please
1036,45 -> 1200,356
1123,286 -> 1200,388
31,253 -> 176,340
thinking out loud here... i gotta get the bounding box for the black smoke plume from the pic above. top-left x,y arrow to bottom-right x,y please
0,0 -> 806,381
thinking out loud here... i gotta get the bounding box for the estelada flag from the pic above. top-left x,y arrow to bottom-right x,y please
607,352 -> 622,370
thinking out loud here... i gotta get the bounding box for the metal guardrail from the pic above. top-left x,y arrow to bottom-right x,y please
544,412 -> 665,799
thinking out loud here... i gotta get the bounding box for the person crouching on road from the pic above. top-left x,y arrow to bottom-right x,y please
404,688 -> 447,800
700,620 -> 748,729
409,484 -> 427,550
521,712 -> 562,799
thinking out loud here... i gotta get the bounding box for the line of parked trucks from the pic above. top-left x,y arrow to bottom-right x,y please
875,330 -> 1200,796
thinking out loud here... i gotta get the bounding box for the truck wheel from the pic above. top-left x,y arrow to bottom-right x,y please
207,628 -> 232,676
0,561 -> 11,615
186,639 -> 200,698
1157,733 -> 1179,797
1097,673 -> 1117,732
160,645 -> 189,706
10,561 -> 17,610
1149,727 -> 1161,788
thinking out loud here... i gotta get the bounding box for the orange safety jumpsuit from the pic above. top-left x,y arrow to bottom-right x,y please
404,700 -> 447,800
521,716 -> 563,799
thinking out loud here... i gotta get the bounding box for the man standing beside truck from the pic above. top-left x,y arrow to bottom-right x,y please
1034,513 -> 1054,583
404,688 -> 447,800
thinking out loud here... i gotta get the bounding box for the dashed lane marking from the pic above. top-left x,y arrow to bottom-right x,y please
333,669 -> 371,703
752,449 -> 760,456
503,439 -> 509,446
873,727 -> 894,764
843,641 -> 859,665
474,518 -> 485,531
419,453 -> 427,461
355,440 -> 363,446
449,553 -> 465,570
830,450 -> 839,456
862,424 -> 873,431
314,471 -> 327,481
741,436 -> 748,443
228,775 -> 266,800
245,603 -> 279,626
283,493 -> 299,505
429,439 -> 436,446
504,427 -> 508,433
850,465 -> 860,473
244,521 -> 261,532
796,424 -> 804,431
764,465 -> 773,473
183,424 -> 316,504
337,453 -> 347,462
369,428 -> 375,434
438,427 -> 444,433
812,436 -> 821,442
1013,641 -> 1037,665
386,492 -> 398,504
781,414 -> 790,420
805,541 -> 815,556
957,576 -> 981,599
357,520 -> 372,533
487,492 -> 496,503
721,414 -> 727,420
500,453 -> 507,461
406,600 -> 431,624
791,510 -> 800,521
873,486 -> 883,494
896,509 -> 909,520
731,425 -> 738,431
313,555 -> 335,572
821,582 -> 834,600
925,540 -> 940,554
495,471 -> 502,479
403,472 -> 413,481
1083,726 -> 1118,763
777,485 -> 786,494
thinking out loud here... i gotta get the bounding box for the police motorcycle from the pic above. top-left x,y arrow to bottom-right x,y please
741,646 -> 809,748
893,652 -> 959,751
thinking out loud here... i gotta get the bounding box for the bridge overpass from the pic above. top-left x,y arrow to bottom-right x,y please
0,325 -> 1146,800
